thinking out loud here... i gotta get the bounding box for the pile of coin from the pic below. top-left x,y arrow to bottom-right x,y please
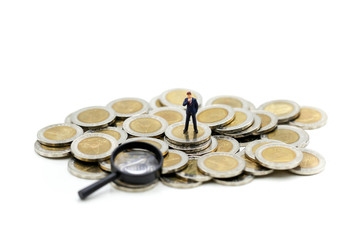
35,88 -> 328,192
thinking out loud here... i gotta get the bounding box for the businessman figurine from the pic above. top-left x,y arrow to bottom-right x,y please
182,91 -> 199,134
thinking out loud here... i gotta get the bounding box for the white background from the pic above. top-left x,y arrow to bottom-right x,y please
1,1 -> 359,239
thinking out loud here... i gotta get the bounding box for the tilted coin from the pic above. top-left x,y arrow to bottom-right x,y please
213,173 -> 254,186
71,133 -> 118,162
162,149 -> 189,174
86,127 -> 128,145
258,99 -> 300,123
187,137 -> 218,156
237,135 -> 261,147
159,88 -> 203,108
34,141 -> 71,158
206,95 -> 250,109
149,96 -> 165,109
289,148 -> 326,175
196,104 -> 235,129
197,152 -> 246,178
245,139 -> 283,161
255,143 -> 303,170
106,97 -> 149,118
98,159 -> 111,172
67,158 -> 108,180
123,114 -> 168,137
125,137 -> 169,156
37,123 -> 84,147
71,106 -> 116,129
150,107 -> 186,125
236,150 -> 274,176
215,108 -> 254,133
164,136 -> 212,153
160,174 -> 202,189
289,106 -> 327,130
251,110 -> 278,135
213,135 -> 240,154
165,122 -> 212,145
261,125 -> 309,148
223,114 -> 261,138
176,159 -> 212,182
111,179 -> 159,192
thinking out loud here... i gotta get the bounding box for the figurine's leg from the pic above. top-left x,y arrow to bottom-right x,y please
183,113 -> 190,133
192,114 -> 198,132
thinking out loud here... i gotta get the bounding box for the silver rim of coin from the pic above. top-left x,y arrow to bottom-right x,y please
187,137 -> 218,156
34,141 -> 71,158
162,149 -> 189,174
165,122 -> 212,145
111,180 -> 159,192
125,137 -> 169,156
197,152 -> 246,178
245,139 -> 283,161
123,114 -> 168,137
213,135 -> 240,154
164,137 -> 212,152
106,97 -> 150,118
289,148 -> 326,175
261,125 -> 310,148
149,96 -> 163,110
205,95 -> 250,110
176,159 -> 212,182
160,174 -> 202,189
196,104 -> 235,129
257,99 -> 300,123
215,108 -> 254,133
252,110 -> 278,134
67,158 -> 108,180
64,112 -> 75,123
37,123 -> 84,146
71,106 -> 116,129
98,160 -> 111,172
236,150 -> 274,176
246,100 -> 256,110
255,143 -> 303,170
86,127 -> 128,145
213,173 -> 254,186
159,88 -> 203,108
149,107 -> 186,123
71,133 -> 118,162
289,106 -> 328,130
224,114 -> 261,138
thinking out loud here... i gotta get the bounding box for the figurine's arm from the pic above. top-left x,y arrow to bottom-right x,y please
182,98 -> 188,106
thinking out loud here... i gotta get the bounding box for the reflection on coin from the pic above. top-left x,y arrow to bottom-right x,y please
289,106 -> 327,130
37,123 -> 84,147
236,150 -> 273,176
213,135 -> 239,154
215,108 -> 254,133
125,137 -> 169,156
176,159 -> 212,182
187,137 -> 218,156
289,148 -> 326,175
106,97 -> 149,118
67,158 -> 108,180
197,153 -> 246,178
34,141 -> 71,158
165,122 -> 212,145
206,95 -> 250,109
159,88 -> 202,108
98,159 -> 111,172
252,110 -> 278,134
162,150 -> 189,174
213,173 -> 254,186
86,127 -> 128,145
71,133 -> 118,162
196,104 -> 235,129
111,180 -> 159,192
258,100 -> 300,123
255,143 -> 303,170
245,139 -> 283,161
161,174 -> 202,189
123,114 -> 168,137
223,114 -> 261,138
149,96 -> 165,109
71,106 -> 116,129
261,125 -> 309,148
150,107 -> 186,125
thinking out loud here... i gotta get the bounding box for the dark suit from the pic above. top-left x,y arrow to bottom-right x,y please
182,97 -> 199,132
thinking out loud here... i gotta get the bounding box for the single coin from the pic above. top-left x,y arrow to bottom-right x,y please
111,180 -> 159,192
164,136 -> 212,153
187,137 -> 218,156
289,148 -> 326,175
161,174 -> 202,189
86,127 -> 128,145
149,96 -> 165,109
252,110 -> 278,134
197,152 -> 246,178
67,158 -> 108,180
176,159 -> 212,182
123,114 -> 168,137
237,135 -> 261,147
255,143 -> 303,170
159,88 -> 203,108
71,106 -> 116,129
289,106 -> 327,130
261,125 -> 309,148
150,107 -> 186,125
215,108 -> 254,133
258,100 -> 300,123
196,104 -> 235,129
125,137 -> 169,156
34,141 -> 71,158
165,122 -> 212,145
213,173 -> 254,186
37,123 -> 84,147
98,159 -> 111,172
206,95 -> 250,109
106,97 -> 149,118
213,135 -> 240,154
162,150 -> 189,174
245,139 -> 283,161
236,150 -> 274,176
223,114 -> 262,138
71,133 -> 118,162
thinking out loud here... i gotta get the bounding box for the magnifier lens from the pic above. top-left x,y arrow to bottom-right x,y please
115,149 -> 159,175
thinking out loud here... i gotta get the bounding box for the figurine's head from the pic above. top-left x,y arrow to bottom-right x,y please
187,91 -> 192,97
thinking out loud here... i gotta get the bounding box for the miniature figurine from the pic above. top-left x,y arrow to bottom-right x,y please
182,91 -> 199,134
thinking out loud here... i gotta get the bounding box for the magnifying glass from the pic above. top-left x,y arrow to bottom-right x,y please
78,141 -> 163,200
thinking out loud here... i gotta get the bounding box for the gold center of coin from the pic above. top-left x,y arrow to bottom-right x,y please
267,129 -> 300,144
262,147 -> 296,163
204,155 -> 238,171
299,152 -> 319,168
155,99 -> 164,107
163,152 -> 182,167
130,118 -> 162,133
96,130 -> 121,140
172,125 -> 205,139
257,113 -> 271,128
264,103 -> 294,116
295,108 -> 322,123
225,111 -> 247,127
77,137 -> 112,155
197,108 -> 228,123
43,126 -> 77,141
245,158 -> 262,170
216,139 -> 233,152
77,109 -> 110,123
212,97 -> 243,108
74,161 -> 101,173
166,90 -> 197,105
154,110 -> 183,125
111,100 -> 143,114
40,144 -> 70,151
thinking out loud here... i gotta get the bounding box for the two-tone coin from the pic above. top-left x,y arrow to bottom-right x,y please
258,100 -> 300,123
251,110 -> 278,134
150,107 -> 186,125
67,158 -> 108,180
213,135 -> 239,154
165,122 -> 212,145
187,137 -> 218,156
37,123 -> 84,147
176,159 -> 212,182
213,173 -> 254,186
162,150 -> 189,174
111,179 -> 159,192
123,114 -> 168,137
159,88 -> 203,108
196,104 -> 235,129
106,97 -> 149,118
161,174 -> 202,189
215,108 -> 254,133
34,141 -> 71,158
86,127 -> 128,145
71,106 -> 116,129
206,95 -> 250,109
223,114 -> 261,138
236,150 -> 274,176
261,125 -> 309,148
245,139 -> 283,161
289,148 -> 326,175
289,106 -> 327,130
125,137 -> 169,156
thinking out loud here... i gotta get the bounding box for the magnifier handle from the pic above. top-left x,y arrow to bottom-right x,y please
78,172 -> 118,200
